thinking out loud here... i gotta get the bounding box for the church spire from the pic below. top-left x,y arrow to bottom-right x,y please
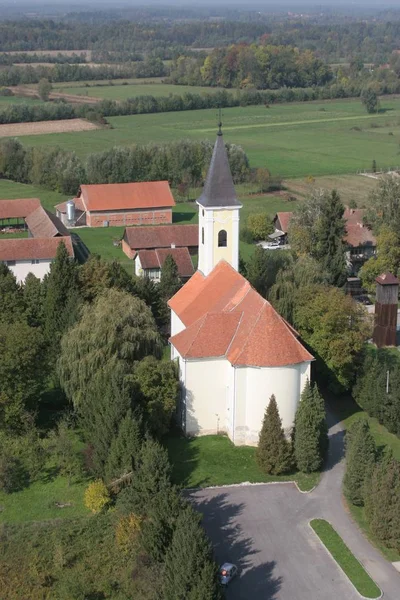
197,129 -> 242,209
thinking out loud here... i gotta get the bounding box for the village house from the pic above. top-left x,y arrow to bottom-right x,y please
122,224 -> 198,259
0,237 -> 74,282
55,181 -> 175,228
135,247 -> 194,282
168,130 -> 313,446
272,207 -> 376,274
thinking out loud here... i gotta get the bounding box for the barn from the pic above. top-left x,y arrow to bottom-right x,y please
55,181 -> 175,228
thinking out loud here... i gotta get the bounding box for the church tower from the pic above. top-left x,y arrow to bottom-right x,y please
197,127 -> 242,276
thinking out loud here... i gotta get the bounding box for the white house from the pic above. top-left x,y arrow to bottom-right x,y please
134,247 -> 194,282
168,129 -> 313,446
0,237 -> 74,282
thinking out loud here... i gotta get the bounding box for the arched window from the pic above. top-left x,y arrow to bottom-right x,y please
201,227 -> 204,244
218,229 -> 227,247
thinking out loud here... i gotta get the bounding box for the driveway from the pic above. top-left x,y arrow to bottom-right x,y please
188,408 -> 400,600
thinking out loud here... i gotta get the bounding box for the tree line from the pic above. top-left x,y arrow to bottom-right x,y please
0,58 -> 166,87
168,44 -> 333,89
0,137 -> 249,196
0,52 -> 87,65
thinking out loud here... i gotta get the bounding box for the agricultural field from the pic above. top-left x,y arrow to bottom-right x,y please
0,118 -> 100,138
13,97 -> 400,178
286,174 -> 379,207
0,95 -> 41,106
53,82 -> 223,100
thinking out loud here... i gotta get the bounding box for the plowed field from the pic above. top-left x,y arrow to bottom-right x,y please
0,118 -> 100,137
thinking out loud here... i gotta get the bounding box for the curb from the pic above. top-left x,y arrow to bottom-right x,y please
308,520 -> 383,600
184,479 -> 315,493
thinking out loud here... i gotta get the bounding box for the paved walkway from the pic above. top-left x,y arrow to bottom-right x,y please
189,409 -> 400,599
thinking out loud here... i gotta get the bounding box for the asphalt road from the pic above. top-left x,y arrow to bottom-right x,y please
188,407 -> 400,600
189,484 -> 359,600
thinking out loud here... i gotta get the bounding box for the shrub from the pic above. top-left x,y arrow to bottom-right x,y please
84,479 -> 110,513
115,513 -> 142,553
240,227 -> 255,244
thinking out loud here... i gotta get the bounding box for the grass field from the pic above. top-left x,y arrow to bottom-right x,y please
166,434 -> 319,492
0,95 -> 41,105
13,98 -> 400,178
0,179 -> 68,211
286,174 -> 379,208
310,519 -> 381,599
56,82 -> 223,100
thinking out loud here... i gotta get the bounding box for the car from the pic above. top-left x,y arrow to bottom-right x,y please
219,563 -> 238,586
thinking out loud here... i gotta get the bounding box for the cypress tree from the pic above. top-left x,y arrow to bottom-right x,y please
294,381 -> 328,473
104,409 -> 142,482
140,485 -> 183,562
343,418 -> 376,506
0,263 -> 25,324
256,395 -> 293,475
159,254 -> 181,300
43,241 -> 81,355
117,437 -> 171,515
23,273 -> 45,328
163,506 -> 221,600
365,453 -> 400,551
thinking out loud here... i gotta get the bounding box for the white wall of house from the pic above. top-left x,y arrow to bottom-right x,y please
134,255 -> 161,281
6,259 -> 52,283
170,310 -> 186,360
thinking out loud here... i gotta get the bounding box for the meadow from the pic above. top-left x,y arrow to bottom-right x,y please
54,82 -> 223,100
12,97 -> 400,178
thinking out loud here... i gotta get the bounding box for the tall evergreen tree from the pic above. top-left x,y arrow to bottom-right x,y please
23,273 -> 45,328
256,395 -> 292,475
163,506 -> 222,600
343,418 -> 376,506
43,241 -> 81,355
365,453 -> 400,551
104,409 -> 142,482
141,485 -> 183,562
294,381 -> 328,473
159,254 -> 181,300
315,190 -> 347,286
0,263 -> 25,324
117,438 -> 172,515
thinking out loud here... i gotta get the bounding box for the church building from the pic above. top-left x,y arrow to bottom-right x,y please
168,128 -> 313,446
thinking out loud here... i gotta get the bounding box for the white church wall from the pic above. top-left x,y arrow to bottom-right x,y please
170,310 -> 186,360
184,358 -> 228,436
237,362 -> 312,446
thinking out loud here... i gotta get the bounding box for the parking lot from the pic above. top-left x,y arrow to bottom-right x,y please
189,483 -> 359,600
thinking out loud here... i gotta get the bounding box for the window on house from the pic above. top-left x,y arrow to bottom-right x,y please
202,227 -> 204,244
31,259 -> 39,264
218,229 -> 227,247
6,260 -> 16,266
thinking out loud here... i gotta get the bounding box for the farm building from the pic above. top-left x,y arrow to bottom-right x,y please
0,198 -> 41,228
168,129 -> 313,446
0,237 -> 74,282
135,247 -> 194,282
122,224 -> 198,259
55,181 -> 175,228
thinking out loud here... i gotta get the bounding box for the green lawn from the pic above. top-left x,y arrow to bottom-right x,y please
166,434 -> 319,492
73,226 -> 133,270
57,82 -> 224,100
0,430 -> 89,525
0,179 -> 68,212
13,98 -> 400,178
0,230 -> 29,238
310,519 -> 381,599
0,95 -> 41,105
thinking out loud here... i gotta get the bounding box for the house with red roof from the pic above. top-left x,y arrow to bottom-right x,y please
55,181 -> 175,228
168,129 -> 313,446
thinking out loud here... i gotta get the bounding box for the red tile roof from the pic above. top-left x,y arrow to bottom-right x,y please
0,237 -> 74,261
0,198 -> 41,220
169,261 -> 313,368
124,224 -> 198,250
138,247 -> 194,278
376,272 -> 400,285
79,181 -> 175,212
55,197 -> 86,213
25,206 -> 70,238
275,212 -> 293,234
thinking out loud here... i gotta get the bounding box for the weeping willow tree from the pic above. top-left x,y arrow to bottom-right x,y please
58,288 -> 163,473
